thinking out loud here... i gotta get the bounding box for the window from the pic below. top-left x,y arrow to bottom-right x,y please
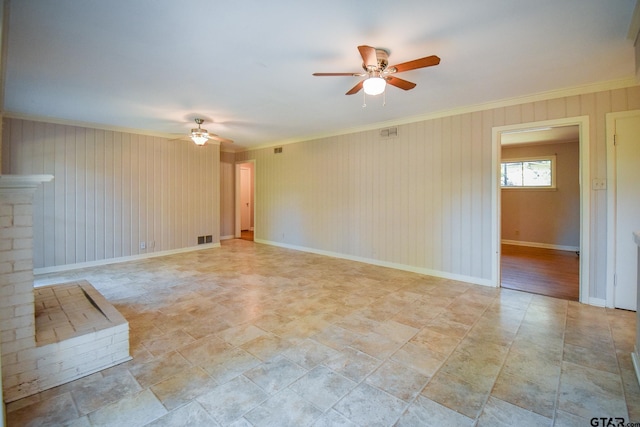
501,155 -> 556,189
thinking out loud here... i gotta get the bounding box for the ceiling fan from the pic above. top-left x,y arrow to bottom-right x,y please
186,118 -> 233,145
313,45 -> 440,96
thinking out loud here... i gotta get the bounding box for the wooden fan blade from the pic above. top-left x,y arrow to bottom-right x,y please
313,72 -> 361,76
346,80 -> 364,95
386,76 -> 417,91
357,45 -> 378,69
390,55 -> 440,73
207,134 -> 234,144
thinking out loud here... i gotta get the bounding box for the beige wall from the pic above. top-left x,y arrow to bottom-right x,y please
501,141 -> 580,248
2,119 -> 221,270
235,85 -> 640,299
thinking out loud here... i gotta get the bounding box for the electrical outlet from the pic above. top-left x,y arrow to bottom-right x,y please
592,178 -> 606,190
140,241 -> 146,250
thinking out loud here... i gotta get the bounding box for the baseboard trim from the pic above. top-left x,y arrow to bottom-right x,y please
501,240 -> 579,252
220,235 -> 235,241
34,243 -> 222,277
255,239 -> 495,288
633,348 -> 640,388
587,297 -> 606,307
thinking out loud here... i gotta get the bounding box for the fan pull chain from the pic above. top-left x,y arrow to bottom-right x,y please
383,90 -> 386,106
362,91 -> 367,108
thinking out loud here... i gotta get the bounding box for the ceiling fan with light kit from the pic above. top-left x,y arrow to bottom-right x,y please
181,118 -> 233,146
313,45 -> 440,103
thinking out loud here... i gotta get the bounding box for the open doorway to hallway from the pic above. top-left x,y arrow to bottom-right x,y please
235,161 -> 255,241
499,124 -> 581,301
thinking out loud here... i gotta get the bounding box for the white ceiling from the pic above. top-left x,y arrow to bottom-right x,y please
4,0 -> 637,151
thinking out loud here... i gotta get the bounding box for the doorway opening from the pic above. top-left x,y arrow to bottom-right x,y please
235,161 -> 255,241
493,117 -> 590,304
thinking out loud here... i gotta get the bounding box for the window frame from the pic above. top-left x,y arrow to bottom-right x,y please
500,155 -> 557,190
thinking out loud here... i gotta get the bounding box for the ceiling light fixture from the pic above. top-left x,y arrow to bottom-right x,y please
190,118 -> 209,145
363,76 -> 386,96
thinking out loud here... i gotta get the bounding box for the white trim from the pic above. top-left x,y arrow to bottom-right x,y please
33,243 -> 221,277
633,348 -> 640,389
501,240 -> 579,252
220,234 -> 236,241
237,78 -> 637,152
493,116 -> 591,305
605,110 -> 640,309
6,79 -> 637,154
235,160 -> 256,239
588,297 -> 606,307
255,239 -> 495,288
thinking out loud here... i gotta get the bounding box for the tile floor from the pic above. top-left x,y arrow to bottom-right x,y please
6,239 -> 639,426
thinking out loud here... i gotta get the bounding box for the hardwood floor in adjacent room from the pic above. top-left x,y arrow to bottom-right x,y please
501,244 -> 579,301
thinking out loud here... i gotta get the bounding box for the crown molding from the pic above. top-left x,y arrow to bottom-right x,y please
5,77 -> 638,154
239,77 -> 639,152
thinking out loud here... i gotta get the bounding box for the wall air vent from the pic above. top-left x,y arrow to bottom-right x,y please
380,127 -> 398,138
274,147 -> 283,154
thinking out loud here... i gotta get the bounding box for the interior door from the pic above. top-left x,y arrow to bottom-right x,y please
612,112 -> 640,310
240,167 -> 252,231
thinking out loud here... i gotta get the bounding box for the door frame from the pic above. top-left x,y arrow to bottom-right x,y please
606,110 -> 640,308
492,116 -> 591,305
235,160 -> 256,238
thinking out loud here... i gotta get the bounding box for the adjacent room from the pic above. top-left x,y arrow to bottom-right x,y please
1,1 -> 640,426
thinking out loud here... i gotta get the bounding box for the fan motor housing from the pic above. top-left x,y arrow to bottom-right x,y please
362,48 -> 389,71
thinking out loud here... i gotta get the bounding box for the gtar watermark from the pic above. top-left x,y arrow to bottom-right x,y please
590,418 -> 640,427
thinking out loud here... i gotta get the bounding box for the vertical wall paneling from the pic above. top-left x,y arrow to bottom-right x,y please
2,119 -> 221,270
233,86 -> 640,298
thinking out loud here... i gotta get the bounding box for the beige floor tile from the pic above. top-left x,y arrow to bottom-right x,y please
6,392 -> 80,427
476,396 -> 552,426
422,371 -> 491,419
14,239 -> 635,426
324,346 -> 381,382
145,401 -> 218,427
244,388 -> 323,427
88,389 -> 167,427
244,355 -> 307,394
71,370 -> 142,415
196,374 -> 268,425
396,395 -> 475,427
288,365 -> 356,411
150,366 -> 217,410
334,382 -> 407,426
365,359 -> 429,402
129,350 -> 192,388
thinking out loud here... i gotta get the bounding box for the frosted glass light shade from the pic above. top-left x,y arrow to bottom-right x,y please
191,133 -> 208,145
363,77 -> 386,95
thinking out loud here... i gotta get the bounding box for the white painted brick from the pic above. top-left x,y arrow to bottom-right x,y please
0,239 -> 12,251
1,328 -> 15,343
12,205 -> 32,217
3,358 -> 37,377
0,293 -> 35,308
1,313 -> 34,330
0,216 -> 13,228
0,226 -> 32,239
0,283 -> 16,297
0,271 -> 33,286
13,215 -> 32,227
0,204 -> 13,216
2,336 -> 35,354
0,248 -> 34,263
0,261 -> 13,274
13,260 -> 34,272
14,303 -> 34,317
57,331 -> 97,350
13,238 -> 32,250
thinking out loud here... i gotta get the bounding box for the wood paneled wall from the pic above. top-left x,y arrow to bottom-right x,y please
235,86 -> 640,297
2,119 -> 220,270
